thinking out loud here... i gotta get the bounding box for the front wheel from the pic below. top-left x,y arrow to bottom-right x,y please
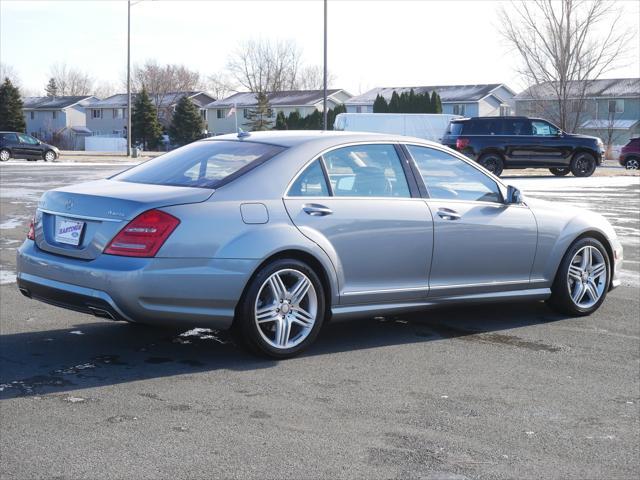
549,167 -> 570,177
44,150 -> 56,162
570,152 -> 597,177
624,158 -> 639,170
478,153 -> 504,176
547,238 -> 610,316
235,259 -> 326,359
0,149 -> 10,162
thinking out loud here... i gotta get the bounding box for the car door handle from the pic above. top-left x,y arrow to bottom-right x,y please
437,208 -> 461,221
303,204 -> 333,216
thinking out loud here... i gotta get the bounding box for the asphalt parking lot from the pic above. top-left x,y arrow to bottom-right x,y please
1,161 -> 639,480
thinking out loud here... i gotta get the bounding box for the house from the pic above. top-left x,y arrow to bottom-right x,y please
206,89 -> 353,134
345,84 -> 516,117
514,78 -> 640,147
23,95 -> 97,149
85,91 -> 215,137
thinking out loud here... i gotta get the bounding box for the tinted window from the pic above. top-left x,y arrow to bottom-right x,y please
322,144 -> 410,198
466,119 -> 504,135
18,133 -> 39,145
503,119 -> 532,136
447,122 -> 464,135
0,133 -> 18,142
531,120 -> 559,136
289,160 -> 329,197
407,145 -> 502,203
113,140 -> 286,189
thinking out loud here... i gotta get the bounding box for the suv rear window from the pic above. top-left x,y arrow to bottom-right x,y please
447,122 -> 464,136
112,140 -> 286,189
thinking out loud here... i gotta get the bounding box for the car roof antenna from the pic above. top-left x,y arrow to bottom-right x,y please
237,128 -> 251,139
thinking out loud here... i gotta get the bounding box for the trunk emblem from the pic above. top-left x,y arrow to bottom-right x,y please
65,199 -> 74,210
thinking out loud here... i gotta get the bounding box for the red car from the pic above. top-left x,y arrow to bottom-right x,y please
619,137 -> 639,170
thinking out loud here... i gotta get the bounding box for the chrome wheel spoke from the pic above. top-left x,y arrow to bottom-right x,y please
256,304 -> 279,324
268,274 -> 287,300
290,277 -> 311,305
274,318 -> 291,347
591,263 -> 606,279
568,265 -> 583,281
567,246 -> 607,309
290,307 -> 314,328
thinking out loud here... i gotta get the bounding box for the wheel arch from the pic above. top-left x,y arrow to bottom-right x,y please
571,147 -> 599,160
552,229 -> 615,288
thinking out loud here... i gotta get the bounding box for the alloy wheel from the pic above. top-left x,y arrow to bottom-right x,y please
254,269 -> 318,350
566,245 -> 607,309
0,150 -> 9,161
44,151 -> 55,161
625,159 -> 639,170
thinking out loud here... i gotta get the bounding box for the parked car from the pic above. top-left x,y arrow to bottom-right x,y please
17,131 -> 622,358
618,137 -> 639,170
441,116 -> 605,177
0,132 -> 60,162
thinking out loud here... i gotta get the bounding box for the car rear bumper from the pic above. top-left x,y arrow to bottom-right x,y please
610,239 -> 623,290
16,240 -> 258,329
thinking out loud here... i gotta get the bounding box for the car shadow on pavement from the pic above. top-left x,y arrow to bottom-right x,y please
0,301 -> 569,399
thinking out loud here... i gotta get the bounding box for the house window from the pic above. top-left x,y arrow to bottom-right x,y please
52,111 -> 57,119
217,109 -> 225,119
92,109 -> 101,118
608,99 -> 624,114
30,111 -> 34,119
243,108 -> 251,118
201,109 -> 207,120
267,108 -> 274,118
112,109 -> 118,119
499,105 -> 510,116
452,104 -> 466,116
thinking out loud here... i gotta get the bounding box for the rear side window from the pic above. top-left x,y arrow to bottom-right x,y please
0,133 -> 18,142
289,160 -> 329,197
447,122 -> 464,135
465,119 -> 505,135
112,140 -> 286,189
503,119 -> 532,136
322,144 -> 410,198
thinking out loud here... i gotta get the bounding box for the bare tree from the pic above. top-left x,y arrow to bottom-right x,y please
49,63 -> 94,96
93,81 -> 117,99
603,101 -> 624,158
501,0 -> 632,132
292,65 -> 336,91
205,72 -> 236,100
0,63 -> 20,86
226,39 -> 302,93
131,60 -> 201,114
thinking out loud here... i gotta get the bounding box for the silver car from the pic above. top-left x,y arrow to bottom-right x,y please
17,131 -> 623,358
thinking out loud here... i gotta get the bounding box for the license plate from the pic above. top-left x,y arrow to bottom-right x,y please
54,217 -> 84,246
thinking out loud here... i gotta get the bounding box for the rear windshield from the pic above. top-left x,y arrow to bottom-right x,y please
112,140 -> 286,189
447,122 -> 464,136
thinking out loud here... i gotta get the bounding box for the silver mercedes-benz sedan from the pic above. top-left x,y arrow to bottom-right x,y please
17,131 -> 623,358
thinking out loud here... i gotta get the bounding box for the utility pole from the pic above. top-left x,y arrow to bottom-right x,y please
322,0 -> 328,131
126,0 -> 132,156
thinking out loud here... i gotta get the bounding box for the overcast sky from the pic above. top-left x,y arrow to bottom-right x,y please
1,0 -> 639,97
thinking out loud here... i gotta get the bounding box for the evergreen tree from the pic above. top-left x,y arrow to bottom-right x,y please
45,78 -> 58,97
388,91 -> 401,113
372,94 -> 388,113
275,110 -> 287,130
423,91 -> 433,113
168,96 -> 205,146
407,89 -> 417,113
132,88 -> 162,150
327,104 -> 346,130
431,91 -> 442,113
286,110 -> 302,130
304,110 -> 322,129
245,92 -> 273,131
0,78 -> 26,132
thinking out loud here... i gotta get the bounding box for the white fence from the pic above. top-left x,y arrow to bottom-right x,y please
85,136 -> 127,152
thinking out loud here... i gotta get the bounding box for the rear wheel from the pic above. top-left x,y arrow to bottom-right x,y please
0,149 -> 10,162
570,152 -> 597,177
478,153 -> 504,176
549,167 -> 570,176
235,259 -> 325,359
547,237 -> 610,316
624,157 -> 639,170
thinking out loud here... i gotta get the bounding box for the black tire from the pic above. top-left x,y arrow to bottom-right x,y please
234,258 -> 326,359
549,167 -> 570,177
478,153 -> 504,176
43,150 -> 56,162
0,148 -> 10,162
546,237 -> 610,316
570,152 -> 597,177
624,157 -> 639,170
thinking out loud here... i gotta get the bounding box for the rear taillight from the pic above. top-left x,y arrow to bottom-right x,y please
456,138 -> 470,150
104,209 -> 180,257
27,216 -> 35,240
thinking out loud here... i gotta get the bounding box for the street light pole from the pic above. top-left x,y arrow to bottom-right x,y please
126,0 -> 131,156
322,0 -> 327,131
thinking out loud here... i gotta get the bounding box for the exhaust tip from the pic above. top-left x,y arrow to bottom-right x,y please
88,306 -> 115,320
19,287 -> 31,298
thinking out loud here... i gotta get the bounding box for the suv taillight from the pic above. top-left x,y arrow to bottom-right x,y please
456,138 -> 470,150
27,216 -> 35,240
104,209 -> 180,257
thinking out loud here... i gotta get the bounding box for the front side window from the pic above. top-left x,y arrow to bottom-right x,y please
503,118 -> 532,135
531,120 -> 559,136
407,145 -> 502,203
112,140 -> 286,189
18,133 -> 39,145
288,160 -> 329,197
322,144 -> 410,198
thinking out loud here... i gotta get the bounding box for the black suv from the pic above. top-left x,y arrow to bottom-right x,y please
0,132 -> 60,162
441,116 -> 604,177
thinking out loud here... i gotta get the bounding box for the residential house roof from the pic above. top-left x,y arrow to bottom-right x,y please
207,89 -> 348,108
345,84 -> 516,105
88,91 -> 214,109
515,78 -> 640,100
23,95 -> 97,110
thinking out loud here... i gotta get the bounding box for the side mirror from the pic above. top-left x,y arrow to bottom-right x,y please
555,130 -> 563,137
506,185 -> 523,204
